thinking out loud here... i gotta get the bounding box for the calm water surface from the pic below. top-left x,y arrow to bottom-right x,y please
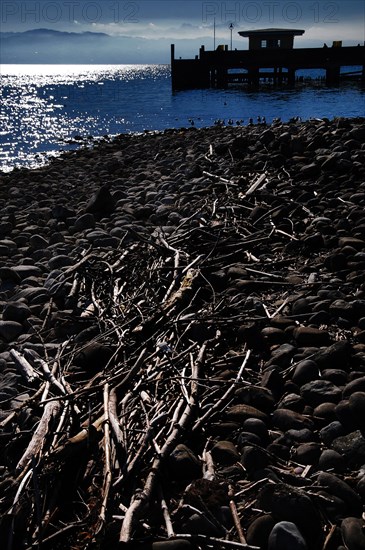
1,64 -> 364,171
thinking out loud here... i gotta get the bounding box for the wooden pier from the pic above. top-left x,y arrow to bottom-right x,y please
171,28 -> 365,89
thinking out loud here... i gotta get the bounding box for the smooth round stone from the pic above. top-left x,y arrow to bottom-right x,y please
266,344 -> 296,368
331,431 -> 365,468
226,404 -> 268,423
335,399 -> 356,430
267,442 -> 291,461
341,517 -> 365,550
300,379 -> 342,406
29,234 -> 48,249
293,326 -> 330,346
313,402 -> 337,422
235,386 -> 275,414
293,442 -> 321,465
348,392 -> 365,428
277,393 -> 305,413
343,376 -> 365,398
286,429 -> 314,443
243,418 -> 269,443
11,265 -> 43,279
0,320 -> 24,342
258,483 -> 321,545
241,445 -> 270,472
317,449 -> 345,473
312,340 -> 351,370
292,359 -> 320,385
321,369 -> 348,385
268,521 -> 308,550
261,327 -> 287,345
211,441 -> 240,465
272,409 -> 314,431
246,515 -> 275,548
74,213 -> 95,231
319,421 -> 345,446
48,255 -> 74,270
2,302 -> 31,324
236,431 -> 263,448
168,444 -> 201,481
318,472 -> 362,517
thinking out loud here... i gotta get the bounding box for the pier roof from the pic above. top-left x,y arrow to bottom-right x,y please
238,28 -> 305,37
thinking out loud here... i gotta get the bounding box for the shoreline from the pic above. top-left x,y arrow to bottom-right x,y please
1,117 -> 365,549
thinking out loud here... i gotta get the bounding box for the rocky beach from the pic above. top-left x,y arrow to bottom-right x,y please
1,116 -> 365,550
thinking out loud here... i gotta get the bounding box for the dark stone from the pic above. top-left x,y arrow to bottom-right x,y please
261,368 -> 284,399
246,514 -> 275,549
2,302 -> 31,324
237,431 -> 262,447
343,376 -> 365,398
321,369 -> 348,385
272,409 -> 314,431
331,431 -> 365,468
317,472 -> 362,517
277,393 -> 305,413
169,444 -> 201,481
234,385 -> 275,413
268,521 -> 308,550
74,342 -> 113,373
292,360 -> 320,386
312,340 -> 351,370
242,418 -> 269,444
286,429 -> 314,443
257,483 -> 322,545
335,399 -> 357,430
0,321 -> 23,342
348,392 -> 365,429
211,441 -> 240,465
317,449 -> 345,473
293,327 -> 330,347
319,421 -> 345,446
300,379 -> 342,407
266,344 -> 296,368
293,442 -> 321,465
241,445 -> 270,473
85,184 -> 115,218
226,404 -> 268,423
313,402 -> 337,422
261,327 -> 287,345
267,442 -> 291,461
341,517 -> 365,550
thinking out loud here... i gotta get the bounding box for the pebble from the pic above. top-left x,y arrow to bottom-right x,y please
0,321 -> 24,342
268,521 -> 308,550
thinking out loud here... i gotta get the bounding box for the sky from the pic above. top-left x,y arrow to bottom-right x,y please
1,0 -> 365,63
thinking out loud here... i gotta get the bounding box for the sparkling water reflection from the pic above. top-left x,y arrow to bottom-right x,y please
1,64 -> 364,171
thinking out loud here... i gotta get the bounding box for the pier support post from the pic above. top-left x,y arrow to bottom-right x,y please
326,65 -> 340,84
288,68 -> 296,84
248,67 -> 259,87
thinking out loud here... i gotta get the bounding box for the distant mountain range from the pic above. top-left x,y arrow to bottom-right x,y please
0,28 -> 216,64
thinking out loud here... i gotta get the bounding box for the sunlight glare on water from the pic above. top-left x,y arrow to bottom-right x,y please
1,64 -> 364,172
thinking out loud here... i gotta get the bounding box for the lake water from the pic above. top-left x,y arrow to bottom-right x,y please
1,64 -> 364,172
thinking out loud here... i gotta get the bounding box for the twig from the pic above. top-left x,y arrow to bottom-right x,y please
99,383 -> 112,527
229,485 -> 247,545
16,400 -> 61,473
10,349 -> 39,384
159,485 -> 175,538
192,349 -> 251,432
